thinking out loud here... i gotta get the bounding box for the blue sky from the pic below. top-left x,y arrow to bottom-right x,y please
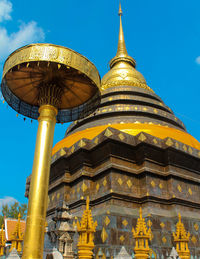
0,0 -> 200,206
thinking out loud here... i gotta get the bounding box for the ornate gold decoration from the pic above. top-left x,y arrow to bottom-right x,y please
153,109 -> 158,114
132,208 -> 152,259
101,80 -> 152,92
160,222 -> 165,228
59,148 -> 66,156
77,197 -> 97,259
103,179 -> 107,187
71,145 -> 75,153
104,129 -> 113,137
81,182 -> 87,192
0,224 -> 5,256
138,133 -> 147,142
10,214 -> 24,253
104,216 -> 110,226
173,213 -> 190,259
3,44 -> 100,89
191,235 -> 197,244
127,179 -> 132,188
78,140 -> 86,148
118,133 -> 125,140
188,147 -> 193,154
101,227 -> 108,243
120,235 -> 125,242
177,185 -> 182,193
57,192 -> 60,200
147,220 -> 152,228
96,183 -> 100,191
188,188 -> 192,195
122,219 -> 128,227
53,123 -> 200,155
175,142 -> 179,149
52,193 -> 55,201
194,223 -> 199,231
165,138 -> 173,146
159,183 -> 163,189
94,137 -> 99,144
183,145 -> 187,152
118,178 -> 123,186
153,138 -> 158,144
151,181 -> 156,188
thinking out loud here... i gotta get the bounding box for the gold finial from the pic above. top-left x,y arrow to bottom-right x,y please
132,208 -> 152,259
173,213 -> 190,259
109,2 -> 136,68
101,2 -> 151,92
118,2 -> 123,16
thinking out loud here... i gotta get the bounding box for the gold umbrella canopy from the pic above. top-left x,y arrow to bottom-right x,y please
1,43 -> 101,123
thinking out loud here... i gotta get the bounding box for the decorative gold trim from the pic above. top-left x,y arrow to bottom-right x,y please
101,80 -> 153,92
3,43 -> 101,89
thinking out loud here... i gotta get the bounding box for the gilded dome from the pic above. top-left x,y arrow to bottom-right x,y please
101,60 -> 149,91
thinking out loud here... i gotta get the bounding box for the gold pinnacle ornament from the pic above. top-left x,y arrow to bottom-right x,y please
132,208 -> 152,259
173,213 -> 190,259
1,43 -> 100,259
0,224 -> 5,256
77,197 -> 97,259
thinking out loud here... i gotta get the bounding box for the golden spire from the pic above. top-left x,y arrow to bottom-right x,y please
173,213 -> 190,259
77,196 -> 97,259
132,208 -> 152,259
110,3 -> 136,68
101,3 -> 152,92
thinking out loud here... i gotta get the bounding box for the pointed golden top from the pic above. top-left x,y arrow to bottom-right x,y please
173,213 -> 190,241
132,208 -> 152,238
101,3 -> 151,92
118,2 -> 123,16
109,2 -> 136,68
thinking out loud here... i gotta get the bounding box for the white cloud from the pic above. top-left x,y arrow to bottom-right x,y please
0,0 -> 45,64
0,196 -> 18,210
195,56 -> 200,65
0,0 -> 12,22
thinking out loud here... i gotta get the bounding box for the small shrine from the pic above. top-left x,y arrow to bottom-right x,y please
77,197 -> 97,259
132,208 -> 152,259
10,214 -> 24,253
173,214 -> 190,259
51,202 -> 75,259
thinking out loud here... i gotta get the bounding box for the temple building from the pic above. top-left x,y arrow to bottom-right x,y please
25,4 -> 200,258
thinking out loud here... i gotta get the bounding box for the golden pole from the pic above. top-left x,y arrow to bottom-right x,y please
22,104 -> 57,259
